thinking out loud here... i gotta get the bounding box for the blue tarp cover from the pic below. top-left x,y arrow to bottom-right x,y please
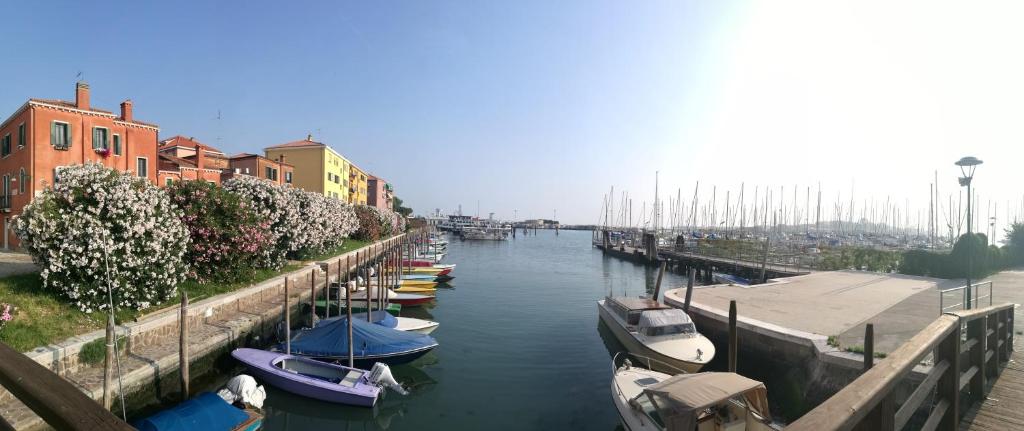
286,315 -> 436,358
133,392 -> 247,431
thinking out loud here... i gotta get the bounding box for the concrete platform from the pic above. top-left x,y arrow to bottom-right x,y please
664,270 -> 960,354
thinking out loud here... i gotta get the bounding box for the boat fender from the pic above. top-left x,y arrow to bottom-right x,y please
368,363 -> 408,396
216,374 -> 267,409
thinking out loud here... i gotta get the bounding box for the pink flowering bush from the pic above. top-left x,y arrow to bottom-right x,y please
0,303 -> 12,331
14,163 -> 189,312
167,180 -> 275,282
353,205 -> 402,240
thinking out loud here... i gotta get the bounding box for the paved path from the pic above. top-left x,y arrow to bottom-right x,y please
0,252 -> 38,278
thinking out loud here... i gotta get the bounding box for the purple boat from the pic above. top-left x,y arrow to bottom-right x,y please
231,348 -> 381,407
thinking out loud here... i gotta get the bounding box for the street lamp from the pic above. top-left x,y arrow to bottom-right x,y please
955,156 -> 982,309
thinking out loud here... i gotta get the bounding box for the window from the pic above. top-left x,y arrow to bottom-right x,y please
165,178 -> 173,186
234,168 -> 241,174
92,127 -> 109,150
1,134 -> 10,157
265,166 -> 278,181
285,171 -> 292,183
112,135 -> 122,155
51,122 -> 71,150
18,168 -> 26,194
54,166 -> 66,183
136,157 -> 148,177
17,123 -> 25,148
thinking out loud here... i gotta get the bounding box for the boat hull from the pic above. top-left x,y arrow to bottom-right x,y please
231,348 -> 379,407
597,301 -> 706,374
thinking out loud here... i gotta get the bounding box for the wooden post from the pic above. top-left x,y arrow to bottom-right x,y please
864,323 -> 874,371
728,300 -> 738,373
684,268 -> 696,313
102,313 -> 115,409
652,260 -> 666,302
346,254 -> 354,367
284,278 -> 291,355
310,267 -> 316,327
968,316 -> 986,400
936,319 -> 961,430
179,292 -> 189,401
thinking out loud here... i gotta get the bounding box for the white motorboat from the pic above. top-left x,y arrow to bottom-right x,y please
394,317 -> 439,334
611,353 -> 779,431
598,296 -> 714,373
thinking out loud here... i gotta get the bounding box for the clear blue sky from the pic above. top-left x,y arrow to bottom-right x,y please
3,1 -> 1022,228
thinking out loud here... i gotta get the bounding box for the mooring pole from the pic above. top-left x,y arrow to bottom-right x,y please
284,277 -> 291,355
179,292 -> 189,401
728,300 -> 738,372
103,313 -> 115,409
653,260 -> 666,302
346,255 -> 354,368
684,268 -> 696,313
310,267 -> 316,328
864,323 -> 875,371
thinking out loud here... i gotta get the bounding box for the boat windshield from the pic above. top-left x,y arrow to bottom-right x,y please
630,394 -> 666,429
644,322 -> 697,337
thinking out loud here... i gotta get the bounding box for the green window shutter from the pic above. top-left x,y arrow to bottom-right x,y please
51,123 -> 56,147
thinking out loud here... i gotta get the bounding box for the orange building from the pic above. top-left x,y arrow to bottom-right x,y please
0,82 -> 159,249
224,153 -> 294,186
157,136 -> 227,186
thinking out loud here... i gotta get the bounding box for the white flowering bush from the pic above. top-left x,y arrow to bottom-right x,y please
353,205 -> 404,240
225,176 -> 359,261
223,176 -> 298,267
14,163 -> 189,312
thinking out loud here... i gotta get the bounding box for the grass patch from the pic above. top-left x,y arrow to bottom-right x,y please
827,335 -> 839,347
845,345 -> 887,358
79,334 -> 126,365
295,239 -> 370,262
0,263 -> 302,353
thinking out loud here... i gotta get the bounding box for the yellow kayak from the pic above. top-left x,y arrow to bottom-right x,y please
395,286 -> 437,295
402,268 -> 450,276
398,279 -> 438,288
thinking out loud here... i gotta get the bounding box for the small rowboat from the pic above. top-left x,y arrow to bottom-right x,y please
347,311 -> 440,335
232,348 -> 381,406
402,267 -> 452,277
397,279 -> 438,288
394,285 -> 436,295
133,392 -> 262,431
389,292 -> 434,307
315,300 -> 402,317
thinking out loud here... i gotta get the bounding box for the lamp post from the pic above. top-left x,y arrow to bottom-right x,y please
955,156 -> 982,309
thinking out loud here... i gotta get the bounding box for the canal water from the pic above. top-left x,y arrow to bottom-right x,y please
177,229 -> 709,430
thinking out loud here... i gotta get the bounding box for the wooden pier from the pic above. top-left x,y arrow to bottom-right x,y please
789,303 -> 1018,431
594,240 -> 808,282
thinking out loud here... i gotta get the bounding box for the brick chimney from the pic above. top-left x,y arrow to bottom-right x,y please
278,154 -> 286,165
75,82 -> 90,110
194,142 -> 206,170
307,133 -> 313,141
120,99 -> 133,122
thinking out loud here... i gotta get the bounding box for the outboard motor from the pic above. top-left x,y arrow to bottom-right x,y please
217,374 -> 266,409
368,363 -> 408,396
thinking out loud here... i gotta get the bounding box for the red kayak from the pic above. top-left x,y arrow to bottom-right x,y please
389,292 -> 434,307
402,260 -> 434,267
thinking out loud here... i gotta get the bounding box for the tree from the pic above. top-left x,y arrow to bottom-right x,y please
392,196 -> 413,217
1005,222 -> 1024,266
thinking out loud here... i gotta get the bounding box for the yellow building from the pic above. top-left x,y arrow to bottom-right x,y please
264,135 -> 351,200
349,163 -> 369,205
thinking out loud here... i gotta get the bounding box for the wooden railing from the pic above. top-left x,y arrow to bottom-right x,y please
0,341 -> 133,430
788,303 -> 1015,431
